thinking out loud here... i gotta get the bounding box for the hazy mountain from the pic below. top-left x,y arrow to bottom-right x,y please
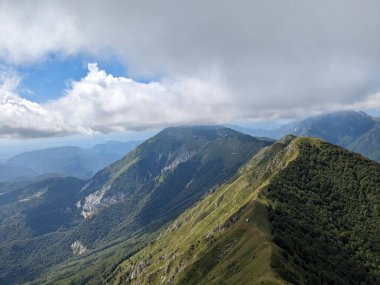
0,164 -> 38,182
349,121 -> 380,162
108,136 -> 380,285
3,140 -> 141,181
230,111 -> 380,162
89,140 -> 142,155
0,126 -> 271,284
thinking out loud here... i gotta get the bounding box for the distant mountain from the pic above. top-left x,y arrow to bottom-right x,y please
230,111 -> 380,162
108,136 -> 380,285
0,126 -> 271,284
3,140 -> 141,180
0,164 -> 37,182
349,121 -> 380,162
89,140 -> 141,156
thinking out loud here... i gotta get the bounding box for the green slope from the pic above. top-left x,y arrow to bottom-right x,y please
108,136 -> 380,285
108,135 -> 298,284
0,126 -> 271,284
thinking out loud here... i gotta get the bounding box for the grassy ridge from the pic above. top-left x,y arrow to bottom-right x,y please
109,136 -> 298,284
108,136 -> 380,285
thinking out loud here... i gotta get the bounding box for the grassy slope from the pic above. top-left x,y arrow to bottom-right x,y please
109,136 -> 299,285
33,135 -> 380,285
108,136 -> 380,285
26,127 -> 270,285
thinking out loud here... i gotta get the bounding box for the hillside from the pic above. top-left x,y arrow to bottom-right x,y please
108,136 -> 380,285
0,126 -> 271,284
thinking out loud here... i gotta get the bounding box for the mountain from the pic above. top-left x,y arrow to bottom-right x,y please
279,110 -> 376,146
0,126 -> 271,284
349,121 -> 380,162
230,110 -> 380,162
0,164 -> 38,182
3,140 -> 141,180
107,136 -> 380,285
89,140 -> 141,156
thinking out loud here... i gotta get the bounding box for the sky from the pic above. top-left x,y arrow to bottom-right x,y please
0,0 -> 379,152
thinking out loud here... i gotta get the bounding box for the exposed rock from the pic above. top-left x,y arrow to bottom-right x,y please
162,149 -> 195,173
80,184 -> 111,218
71,241 -> 86,255
206,205 -> 247,237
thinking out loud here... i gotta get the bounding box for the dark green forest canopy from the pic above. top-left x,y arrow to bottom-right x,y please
266,141 -> 380,285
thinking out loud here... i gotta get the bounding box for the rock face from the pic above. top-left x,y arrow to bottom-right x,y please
71,241 -> 86,255
161,149 -> 195,173
80,184 -> 111,218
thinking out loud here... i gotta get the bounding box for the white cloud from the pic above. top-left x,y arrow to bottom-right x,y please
0,63 -> 379,138
0,0 -> 380,137
48,63 -> 233,133
0,72 -> 71,138
0,64 -> 234,138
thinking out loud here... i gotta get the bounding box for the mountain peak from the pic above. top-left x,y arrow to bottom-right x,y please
157,125 -> 243,140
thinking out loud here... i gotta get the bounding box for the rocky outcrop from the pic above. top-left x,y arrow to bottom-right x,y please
71,241 -> 86,255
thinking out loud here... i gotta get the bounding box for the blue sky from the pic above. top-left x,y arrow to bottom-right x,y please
8,55 -> 126,103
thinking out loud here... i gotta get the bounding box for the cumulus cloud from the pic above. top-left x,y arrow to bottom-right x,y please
0,0 -> 379,137
48,63 -> 233,132
0,63 -> 379,138
0,64 -> 233,137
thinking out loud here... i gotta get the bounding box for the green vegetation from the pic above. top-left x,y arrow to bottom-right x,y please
107,136 -> 380,285
266,140 -> 380,284
108,136 -> 297,284
0,126 -> 271,284
3,127 -> 380,285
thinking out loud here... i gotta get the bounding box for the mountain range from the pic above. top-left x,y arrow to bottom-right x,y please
109,135 -> 380,285
0,140 -> 141,182
0,113 -> 380,284
0,126 -> 271,284
229,110 -> 380,162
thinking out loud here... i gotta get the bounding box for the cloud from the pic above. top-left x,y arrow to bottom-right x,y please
0,64 -> 233,138
0,63 -> 379,138
0,71 -> 71,138
0,0 -> 379,137
48,63 -> 233,132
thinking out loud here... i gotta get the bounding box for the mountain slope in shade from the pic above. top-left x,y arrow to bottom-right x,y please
349,121 -> 380,162
0,126 -> 271,284
108,136 -> 380,285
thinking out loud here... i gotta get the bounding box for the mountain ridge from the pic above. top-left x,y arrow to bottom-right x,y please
229,110 -> 380,162
108,135 -> 380,285
0,126 -> 272,284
